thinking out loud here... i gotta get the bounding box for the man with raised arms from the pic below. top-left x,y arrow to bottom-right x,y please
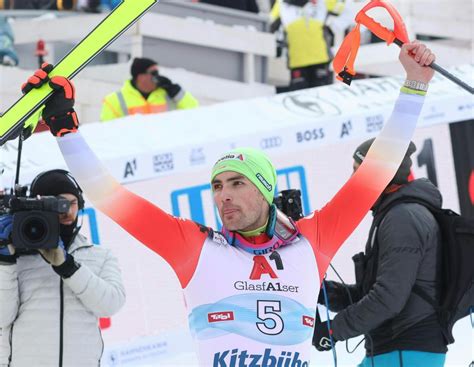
22,42 -> 435,366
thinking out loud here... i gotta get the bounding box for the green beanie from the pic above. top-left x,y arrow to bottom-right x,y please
211,147 -> 277,204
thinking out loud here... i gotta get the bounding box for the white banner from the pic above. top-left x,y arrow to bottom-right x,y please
1,64 -> 473,187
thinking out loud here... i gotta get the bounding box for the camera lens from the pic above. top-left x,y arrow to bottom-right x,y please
21,217 -> 47,243
12,211 -> 60,250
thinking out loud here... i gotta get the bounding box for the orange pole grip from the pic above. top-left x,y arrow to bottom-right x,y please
355,12 -> 396,45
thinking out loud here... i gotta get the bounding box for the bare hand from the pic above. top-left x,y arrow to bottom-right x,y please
399,41 -> 436,84
39,247 -> 66,266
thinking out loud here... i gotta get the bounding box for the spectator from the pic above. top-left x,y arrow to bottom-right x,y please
101,57 -> 199,122
271,0 -> 333,91
0,16 -> 18,66
0,169 -> 126,367
199,0 -> 259,13
313,139 -> 449,367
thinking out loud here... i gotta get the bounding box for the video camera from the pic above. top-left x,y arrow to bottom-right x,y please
274,189 -> 304,221
0,186 -> 70,250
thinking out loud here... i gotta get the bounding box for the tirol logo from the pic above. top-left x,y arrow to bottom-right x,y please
213,348 -> 310,367
302,316 -> 314,328
216,153 -> 244,164
208,311 -> 234,323
256,173 -> 272,192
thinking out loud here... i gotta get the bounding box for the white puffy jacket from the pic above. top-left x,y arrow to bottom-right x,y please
0,234 -> 126,367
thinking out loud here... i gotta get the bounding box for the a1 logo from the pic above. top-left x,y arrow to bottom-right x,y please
249,255 -> 278,280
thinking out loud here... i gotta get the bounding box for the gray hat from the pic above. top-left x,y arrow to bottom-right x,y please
353,138 -> 417,185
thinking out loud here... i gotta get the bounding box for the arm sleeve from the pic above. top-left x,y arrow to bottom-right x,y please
57,132 -> 208,288
176,91 -> 199,110
331,207 -> 425,341
297,92 -> 425,278
63,249 -> 125,317
0,265 -> 19,327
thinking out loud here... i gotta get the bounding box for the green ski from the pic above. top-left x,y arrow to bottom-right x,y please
0,0 -> 158,145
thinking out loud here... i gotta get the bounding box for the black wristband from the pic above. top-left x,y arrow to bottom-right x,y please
52,254 -> 80,278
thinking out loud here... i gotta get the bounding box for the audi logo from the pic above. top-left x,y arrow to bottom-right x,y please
260,136 -> 282,150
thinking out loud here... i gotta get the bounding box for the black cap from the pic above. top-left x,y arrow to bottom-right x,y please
353,138 -> 417,185
30,170 -> 84,209
130,57 -> 157,80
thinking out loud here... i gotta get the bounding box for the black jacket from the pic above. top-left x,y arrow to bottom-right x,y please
330,179 -> 447,355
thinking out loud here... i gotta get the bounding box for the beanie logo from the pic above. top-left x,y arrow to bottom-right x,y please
216,154 -> 244,164
355,151 -> 365,162
256,173 -> 272,192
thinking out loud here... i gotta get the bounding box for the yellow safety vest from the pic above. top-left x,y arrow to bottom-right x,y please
325,0 -> 345,15
271,0 -> 331,69
100,80 -> 199,122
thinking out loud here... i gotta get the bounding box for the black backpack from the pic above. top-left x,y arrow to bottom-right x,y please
364,197 -> 474,344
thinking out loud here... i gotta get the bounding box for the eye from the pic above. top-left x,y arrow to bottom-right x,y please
233,180 -> 244,186
212,183 -> 222,191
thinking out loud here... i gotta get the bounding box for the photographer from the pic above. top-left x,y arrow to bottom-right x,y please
0,170 -> 125,367
100,57 -> 199,122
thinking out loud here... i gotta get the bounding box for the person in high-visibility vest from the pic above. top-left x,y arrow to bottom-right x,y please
271,0 -> 334,90
101,58 -> 199,122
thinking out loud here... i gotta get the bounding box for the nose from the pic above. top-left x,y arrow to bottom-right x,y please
219,185 -> 233,203
62,206 -> 74,219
